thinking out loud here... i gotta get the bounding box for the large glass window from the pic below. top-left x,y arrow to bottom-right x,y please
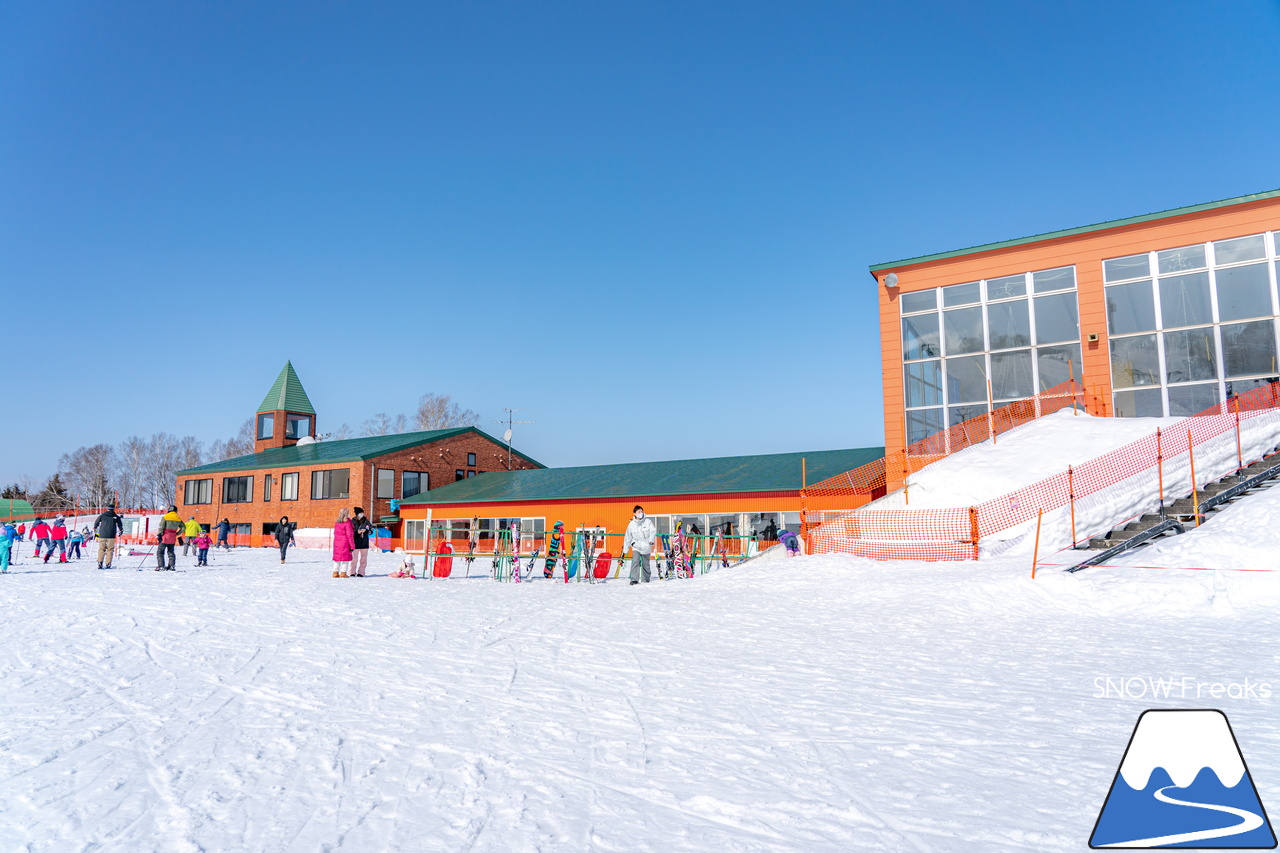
900,264 -> 1080,442
257,413 -> 274,440
311,469 -> 350,500
402,471 -> 427,499
1104,234 -> 1280,416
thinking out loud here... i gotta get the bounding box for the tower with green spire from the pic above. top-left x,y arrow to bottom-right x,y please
254,361 -> 317,452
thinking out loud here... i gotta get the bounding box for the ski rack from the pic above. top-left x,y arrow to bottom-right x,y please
1065,459 -> 1280,573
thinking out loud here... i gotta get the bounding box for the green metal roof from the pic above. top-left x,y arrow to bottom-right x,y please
176,427 -> 544,476
257,361 -> 316,415
869,188 -> 1280,275
398,447 -> 885,505
0,499 -> 36,522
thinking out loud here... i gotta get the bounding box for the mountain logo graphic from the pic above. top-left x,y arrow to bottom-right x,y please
1090,709 -> 1276,848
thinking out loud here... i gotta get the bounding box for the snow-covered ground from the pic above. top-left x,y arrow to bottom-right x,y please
2,540 -> 1278,851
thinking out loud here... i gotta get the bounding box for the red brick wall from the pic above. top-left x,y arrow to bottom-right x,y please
178,432 -> 537,537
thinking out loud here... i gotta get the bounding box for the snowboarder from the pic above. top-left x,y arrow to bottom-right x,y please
332,508 -> 355,578
622,505 -> 657,585
350,508 -> 373,576
94,506 -> 123,569
155,506 -> 183,571
182,516 -> 202,556
274,516 -> 297,563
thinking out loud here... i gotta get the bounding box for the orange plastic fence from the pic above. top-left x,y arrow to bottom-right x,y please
807,380 -> 1280,561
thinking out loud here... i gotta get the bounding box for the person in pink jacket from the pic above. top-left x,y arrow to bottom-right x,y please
332,508 -> 356,578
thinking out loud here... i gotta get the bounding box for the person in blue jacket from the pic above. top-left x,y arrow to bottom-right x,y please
778,528 -> 802,558
0,522 -> 16,572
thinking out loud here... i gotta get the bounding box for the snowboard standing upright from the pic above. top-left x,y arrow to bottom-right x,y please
543,521 -> 565,579
510,520 -> 522,583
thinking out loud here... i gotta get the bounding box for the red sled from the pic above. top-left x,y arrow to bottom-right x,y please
593,551 -> 612,579
433,542 -> 454,578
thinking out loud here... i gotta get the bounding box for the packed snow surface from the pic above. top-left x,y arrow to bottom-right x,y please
2,542 -> 1279,851
1134,479 -> 1280,571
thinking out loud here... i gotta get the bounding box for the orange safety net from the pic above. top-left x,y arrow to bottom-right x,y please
807,380 -> 1280,561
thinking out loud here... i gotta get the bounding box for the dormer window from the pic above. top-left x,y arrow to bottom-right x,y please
257,413 -> 275,440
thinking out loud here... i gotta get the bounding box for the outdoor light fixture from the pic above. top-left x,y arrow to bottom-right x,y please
884,273 -> 899,288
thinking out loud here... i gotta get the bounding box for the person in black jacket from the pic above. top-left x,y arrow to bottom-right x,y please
274,516 -> 296,563
216,518 -> 232,549
350,507 -> 373,577
94,506 -> 124,569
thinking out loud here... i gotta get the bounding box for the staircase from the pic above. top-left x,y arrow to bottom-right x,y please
1068,447 -> 1280,571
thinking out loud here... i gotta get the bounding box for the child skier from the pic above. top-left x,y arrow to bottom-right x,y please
68,527 -> 84,560
778,529 -> 801,557
194,531 -> 212,566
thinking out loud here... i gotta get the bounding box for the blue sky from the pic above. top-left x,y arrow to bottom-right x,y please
3,1 -> 1280,486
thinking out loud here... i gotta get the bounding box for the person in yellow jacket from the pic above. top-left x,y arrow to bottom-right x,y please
182,516 -> 203,557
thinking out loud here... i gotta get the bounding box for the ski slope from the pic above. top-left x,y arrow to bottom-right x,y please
1,542 -> 1277,851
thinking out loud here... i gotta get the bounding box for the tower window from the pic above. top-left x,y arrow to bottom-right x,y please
257,413 -> 274,440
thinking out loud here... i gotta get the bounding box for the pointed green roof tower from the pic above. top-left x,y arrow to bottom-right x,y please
257,361 -> 316,415
255,361 -> 317,452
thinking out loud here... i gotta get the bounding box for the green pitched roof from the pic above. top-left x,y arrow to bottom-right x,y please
176,427 -> 544,476
0,499 -> 36,522
399,447 -> 884,505
257,361 -> 316,415
869,187 -> 1280,274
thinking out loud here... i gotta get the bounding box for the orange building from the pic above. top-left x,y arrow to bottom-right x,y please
872,188 -> 1280,487
397,447 -> 884,553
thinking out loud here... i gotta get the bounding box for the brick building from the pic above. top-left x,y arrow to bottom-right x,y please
175,363 -> 541,542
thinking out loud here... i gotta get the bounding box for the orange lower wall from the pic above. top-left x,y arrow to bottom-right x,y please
878,195 -> 1280,470
400,490 -> 873,541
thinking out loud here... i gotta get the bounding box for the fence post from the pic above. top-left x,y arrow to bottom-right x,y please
1156,428 -> 1164,514
1233,396 -> 1243,471
969,507 -> 979,560
1031,508 -> 1043,579
800,457 -> 810,555
1067,466 -> 1077,548
1188,428 -> 1200,528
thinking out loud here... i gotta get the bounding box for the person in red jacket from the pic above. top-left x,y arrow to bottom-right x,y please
30,519 -> 51,560
44,520 -> 69,564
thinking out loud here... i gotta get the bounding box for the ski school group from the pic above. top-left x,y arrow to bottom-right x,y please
377,505 -> 804,584
0,514 -> 98,572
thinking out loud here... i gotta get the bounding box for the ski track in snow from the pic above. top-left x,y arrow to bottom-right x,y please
0,546 -> 1276,851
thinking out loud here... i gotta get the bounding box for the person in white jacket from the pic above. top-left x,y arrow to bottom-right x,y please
622,505 -> 657,585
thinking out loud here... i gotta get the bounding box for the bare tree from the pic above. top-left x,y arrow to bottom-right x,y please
114,436 -> 149,508
58,444 -> 116,509
414,393 -> 480,431
329,423 -> 353,440
361,413 -> 395,436
209,418 -> 255,461
144,433 -> 183,508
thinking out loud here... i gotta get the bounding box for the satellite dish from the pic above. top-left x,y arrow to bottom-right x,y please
503,429 -> 513,443
884,273 -> 899,288
296,436 -> 316,446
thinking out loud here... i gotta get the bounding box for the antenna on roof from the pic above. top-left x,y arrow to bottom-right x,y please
493,408 -> 534,470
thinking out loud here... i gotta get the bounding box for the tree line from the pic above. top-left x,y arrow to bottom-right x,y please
1,393 -> 481,512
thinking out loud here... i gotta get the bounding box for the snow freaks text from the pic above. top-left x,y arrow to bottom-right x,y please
1093,677 -> 1272,700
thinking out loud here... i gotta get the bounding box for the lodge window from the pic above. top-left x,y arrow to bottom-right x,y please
280,472 -> 299,501
455,470 -> 466,481
264,474 -> 273,502
467,470 -> 476,478
285,414 -> 311,440
257,413 -> 274,440
467,452 -> 476,466
311,468 -> 350,500
403,471 -> 426,499
376,468 -> 395,499
184,478 -> 212,505
223,476 -> 252,504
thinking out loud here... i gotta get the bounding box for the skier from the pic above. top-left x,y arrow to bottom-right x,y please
622,505 -> 657,585
0,524 -> 11,573
194,530 -> 212,566
274,516 -> 296,564
68,527 -> 84,560
30,518 -> 51,560
182,516 -> 202,556
215,518 -> 232,549
44,518 -> 68,564
778,528 -> 801,558
94,505 -> 123,569
350,508 -> 373,576
332,508 -> 355,578
155,505 -> 183,571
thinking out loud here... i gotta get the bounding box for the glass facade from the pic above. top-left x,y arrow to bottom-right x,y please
900,266 -> 1081,442
1105,231 -> 1280,417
